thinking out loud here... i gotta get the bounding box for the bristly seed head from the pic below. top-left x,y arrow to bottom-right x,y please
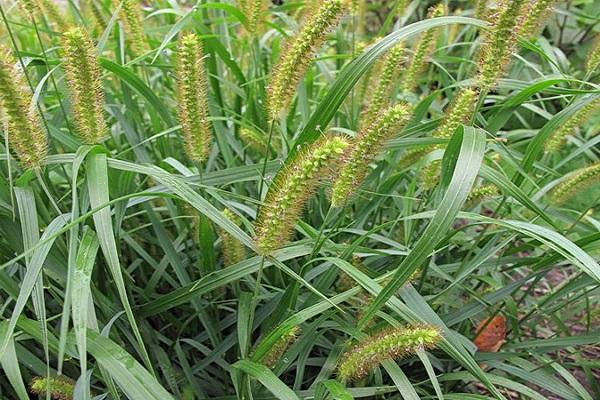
401,3 -> 444,93
30,376 -> 75,400
258,326 -> 300,368
587,34 -> 600,73
331,103 -> 412,208
116,0 -> 148,55
337,325 -> 441,382
218,209 -> 246,267
550,162 -> 600,205
517,0 -> 555,39
176,32 -> 212,163
267,0 -> 346,120
545,98 -> 600,153
62,26 -> 107,145
475,0 -> 527,91
0,45 -> 47,170
254,136 -> 349,254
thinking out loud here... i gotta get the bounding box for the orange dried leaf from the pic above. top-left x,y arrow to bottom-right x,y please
474,315 -> 506,352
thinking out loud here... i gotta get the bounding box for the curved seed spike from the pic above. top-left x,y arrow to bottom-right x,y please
362,42 -> 405,126
433,88 -> 477,139
586,34 -> 600,73
176,33 -> 212,163
218,209 -> 246,267
254,136 -> 349,254
401,3 -> 445,93
337,325 -> 441,382
517,0 -> 555,38
545,98 -> 600,152
475,0 -> 527,91
30,376 -> 75,400
258,326 -> 300,368
550,163 -> 600,205
331,103 -> 412,207
0,45 -> 47,170
267,0 -> 346,120
116,0 -> 148,55
38,0 -> 70,30
247,0 -> 268,35
466,184 -> 499,206
62,26 -> 107,144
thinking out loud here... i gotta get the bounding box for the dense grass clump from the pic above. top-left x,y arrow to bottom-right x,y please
1,0 -> 600,399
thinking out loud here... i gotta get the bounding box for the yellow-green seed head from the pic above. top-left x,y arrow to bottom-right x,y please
420,159 -> 441,190
362,42 -> 405,127
84,0 -> 108,34
176,33 -> 212,163
545,98 -> 600,152
475,0 -> 527,91
39,0 -> 70,30
433,88 -> 477,139
255,136 -> 349,254
586,34 -> 600,73
218,209 -> 246,267
20,0 -> 39,14
475,0 -> 488,19
517,0 -> 555,38
239,127 -> 269,154
259,326 -> 300,368
550,162 -> 600,205
116,0 -> 148,55
331,103 -> 412,208
466,184 -> 499,206
401,3 -> 444,93
398,147 -> 430,169
30,376 -> 74,400
247,0 -> 268,35
267,0 -> 346,120
337,325 -> 441,381
62,27 -> 107,144
0,45 -> 47,170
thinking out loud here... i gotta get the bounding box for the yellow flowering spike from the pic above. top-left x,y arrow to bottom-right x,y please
0,45 -> 47,169
30,376 -> 75,400
267,0 -> 346,120
331,103 -> 412,207
247,0 -> 268,35
259,326 -> 300,368
466,184 -> 499,206
117,0 -> 148,55
517,0 -> 554,38
61,27 -> 107,144
176,33 -> 212,163
39,0 -> 70,30
361,42 -> 405,126
475,0 -> 526,91
433,88 -> 478,139
254,136 -> 349,254
550,162 -> 600,205
218,209 -> 246,267
401,4 -> 445,93
586,34 -> 600,73
545,98 -> 600,152
337,325 -> 441,381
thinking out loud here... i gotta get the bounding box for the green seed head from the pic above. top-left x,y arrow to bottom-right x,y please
337,325 -> 441,382
30,376 -> 75,400
466,184 -> 499,206
259,326 -> 300,368
550,162 -> 600,205
362,42 -> 405,126
586,34 -> 600,73
0,45 -> 47,170
433,88 -> 477,139
255,136 -> 349,254
247,0 -> 268,35
331,103 -> 412,208
176,33 -> 212,163
267,0 -> 346,120
401,3 -> 444,93
475,0 -> 527,91
218,209 -> 246,267
398,147 -> 430,169
62,26 -> 107,144
20,0 -> 39,14
117,0 -> 148,55
517,0 -> 555,38
239,127 -> 270,154
545,98 -> 600,152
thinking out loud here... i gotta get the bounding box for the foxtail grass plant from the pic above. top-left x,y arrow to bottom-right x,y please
545,98 -> 600,152
550,162 -> 600,204
61,27 -> 107,144
258,326 -> 300,368
267,0 -> 346,120
0,45 -> 47,169
517,0 -> 555,38
176,33 -> 212,163
586,34 -> 600,73
30,376 -> 74,400
337,325 -> 441,381
331,103 -> 412,207
218,209 -> 246,266
476,0 -> 526,91
401,4 -> 444,93
362,42 -> 405,126
117,0 -> 147,55
254,136 -> 348,254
